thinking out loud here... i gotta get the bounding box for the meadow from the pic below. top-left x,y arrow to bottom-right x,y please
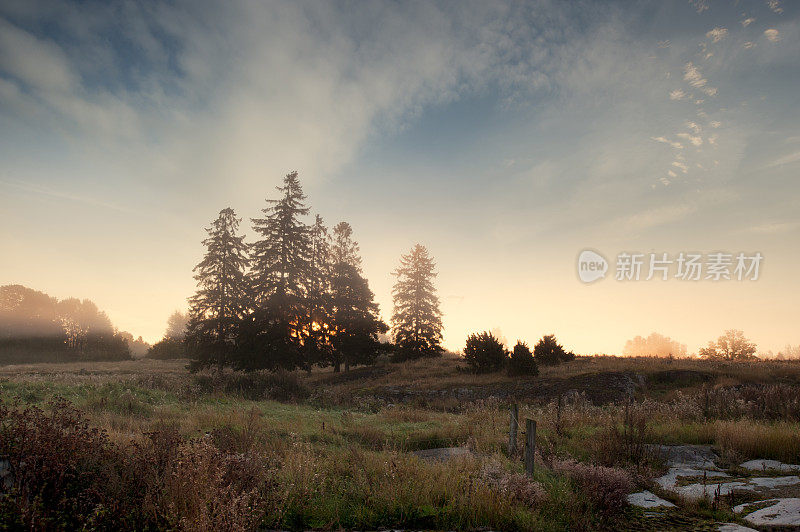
3,354 -> 800,530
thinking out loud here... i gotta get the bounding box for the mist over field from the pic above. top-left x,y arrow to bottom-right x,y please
1,0 -> 799,530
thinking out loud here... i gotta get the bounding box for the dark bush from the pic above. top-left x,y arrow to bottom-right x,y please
533,334 -> 574,365
0,398 -> 126,529
463,331 -> 507,374
0,400 -> 269,530
508,341 -> 538,376
147,337 -> 186,359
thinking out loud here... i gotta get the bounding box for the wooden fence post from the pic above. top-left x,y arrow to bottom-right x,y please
524,418 -> 536,477
508,404 -> 519,455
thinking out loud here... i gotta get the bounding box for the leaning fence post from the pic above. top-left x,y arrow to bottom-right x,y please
508,404 -> 519,455
524,418 -> 536,477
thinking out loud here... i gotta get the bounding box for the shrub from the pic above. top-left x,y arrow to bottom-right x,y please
463,332 -> 507,374
533,334 -> 574,365
0,398 -> 125,529
552,459 -> 632,520
147,337 -> 186,359
508,341 -> 538,376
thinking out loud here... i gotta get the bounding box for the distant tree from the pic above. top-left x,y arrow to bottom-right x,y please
623,332 -> 687,358
0,285 -> 129,362
118,331 -> 150,358
186,208 -> 250,370
778,345 -> 800,360
165,311 -> 189,341
533,334 -> 574,365
246,172 -> 313,371
699,329 -> 757,360
147,311 -> 189,360
390,244 -> 443,360
0,285 -> 62,340
508,340 -> 538,376
463,331 -> 507,373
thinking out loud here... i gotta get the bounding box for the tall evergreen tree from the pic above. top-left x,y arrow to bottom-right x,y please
186,208 -> 249,369
331,222 -> 362,271
247,171 -> 312,370
328,223 -> 386,371
330,262 -> 387,371
391,244 -> 443,360
305,215 -> 334,369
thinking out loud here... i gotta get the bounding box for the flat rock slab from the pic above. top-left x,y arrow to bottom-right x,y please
627,490 -> 676,508
412,446 -> 472,462
655,467 -> 729,492
647,444 -> 720,468
740,459 -> 800,473
734,498 -> 800,527
716,524 -> 757,532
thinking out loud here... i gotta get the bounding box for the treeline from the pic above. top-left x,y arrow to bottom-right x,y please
185,171 -> 443,372
463,331 -> 575,375
0,285 -> 132,363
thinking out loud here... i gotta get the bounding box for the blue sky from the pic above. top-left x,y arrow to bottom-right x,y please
1,0 -> 798,354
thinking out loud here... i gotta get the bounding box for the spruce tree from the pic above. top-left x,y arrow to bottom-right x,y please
305,214 -> 334,369
329,223 -> 386,371
331,221 -> 362,271
390,244 -> 443,360
247,171 -> 312,370
186,208 -> 249,369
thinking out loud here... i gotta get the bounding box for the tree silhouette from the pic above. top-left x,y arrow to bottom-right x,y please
246,172 -> 312,370
533,334 -> 574,365
391,244 -> 443,360
325,225 -> 387,372
508,340 -> 538,376
463,331 -> 506,373
186,208 -> 250,370
699,329 -> 757,360
305,214 -> 334,369
330,261 -> 387,371
331,221 -> 362,271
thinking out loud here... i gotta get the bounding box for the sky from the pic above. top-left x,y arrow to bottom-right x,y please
1,0 -> 798,355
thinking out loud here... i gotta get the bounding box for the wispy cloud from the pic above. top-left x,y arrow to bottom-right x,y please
0,179 -> 135,214
764,29 -> 780,42
768,150 -> 800,167
766,0 -> 783,14
669,89 -> 687,100
683,62 -> 717,96
671,160 -> 689,173
652,136 -> 684,149
677,132 -> 703,146
741,17 -> 756,28
706,27 -> 728,43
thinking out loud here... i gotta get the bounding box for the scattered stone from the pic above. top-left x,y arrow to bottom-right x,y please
412,446 -> 472,462
740,459 -> 800,473
733,498 -> 800,527
627,490 -> 676,508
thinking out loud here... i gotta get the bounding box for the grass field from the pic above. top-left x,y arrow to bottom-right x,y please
2,354 -> 800,530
